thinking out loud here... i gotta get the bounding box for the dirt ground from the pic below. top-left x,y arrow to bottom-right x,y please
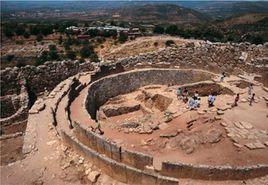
1,73 -> 268,185
70,76 -> 268,170
97,36 -> 192,61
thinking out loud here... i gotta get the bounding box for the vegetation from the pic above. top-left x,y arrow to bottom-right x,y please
165,40 -> 175,47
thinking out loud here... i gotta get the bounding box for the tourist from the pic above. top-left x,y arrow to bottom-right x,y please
208,93 -> 216,107
94,121 -> 104,135
232,93 -> 240,107
220,72 -> 226,82
194,91 -> 199,99
182,88 -> 189,103
177,87 -> 182,99
194,97 -> 201,108
188,97 -> 195,110
248,83 -> 253,96
249,93 -> 255,106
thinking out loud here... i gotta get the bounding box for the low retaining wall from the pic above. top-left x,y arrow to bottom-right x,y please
0,85 -> 29,135
85,68 -> 215,119
161,161 -> 268,180
61,131 -> 179,185
73,121 -> 153,170
1,60 -> 94,96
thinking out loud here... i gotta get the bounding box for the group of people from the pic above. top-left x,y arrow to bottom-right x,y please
177,87 -> 216,110
176,84 -> 256,111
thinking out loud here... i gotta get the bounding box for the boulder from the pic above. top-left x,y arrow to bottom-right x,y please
87,171 -> 101,183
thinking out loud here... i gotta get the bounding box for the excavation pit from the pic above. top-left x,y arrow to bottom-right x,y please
66,68 -> 268,181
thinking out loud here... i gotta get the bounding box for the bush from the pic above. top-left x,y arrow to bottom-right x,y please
36,34 -> 43,42
49,50 -> 59,60
66,50 -> 76,60
153,42 -> 158,47
79,58 -> 85,63
165,25 -> 179,35
118,32 -> 128,43
89,53 -> 99,63
6,54 -> 15,62
153,26 -> 165,34
80,46 -> 92,58
16,60 -> 26,68
49,45 -> 57,51
165,40 -> 175,47
23,32 -> 30,39
16,40 -> 24,45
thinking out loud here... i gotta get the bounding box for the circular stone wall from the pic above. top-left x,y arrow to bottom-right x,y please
85,68 -> 215,119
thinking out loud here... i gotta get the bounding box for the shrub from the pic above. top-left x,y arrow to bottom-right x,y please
153,25 -> 165,34
16,60 -> 26,68
118,32 -> 128,43
165,40 -> 175,47
6,54 -> 15,62
66,50 -> 76,60
36,33 -> 43,42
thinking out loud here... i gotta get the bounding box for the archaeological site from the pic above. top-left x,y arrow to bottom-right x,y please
1,38 -> 268,185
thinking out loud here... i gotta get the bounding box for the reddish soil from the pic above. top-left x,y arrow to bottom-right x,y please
70,78 -> 268,169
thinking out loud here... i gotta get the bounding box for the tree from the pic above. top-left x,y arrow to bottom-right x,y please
251,35 -> 264,45
36,33 -> 43,42
15,26 -> 25,36
165,25 -> 179,35
118,32 -> 128,43
153,25 -> 165,34
30,25 -> 40,35
23,32 -> 30,39
3,27 -> 14,38
49,44 -> 57,51
66,50 -> 76,60
89,53 -> 99,63
49,50 -> 59,60
6,54 -> 15,62
16,60 -> 26,68
80,46 -> 92,58
35,51 -> 48,66
58,36 -> 63,45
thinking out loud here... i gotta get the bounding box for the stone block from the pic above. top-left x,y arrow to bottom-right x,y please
121,149 -> 153,170
125,165 -> 143,185
141,171 -> 157,185
110,161 -> 127,183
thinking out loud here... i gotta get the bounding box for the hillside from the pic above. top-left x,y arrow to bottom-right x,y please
108,4 -> 211,24
221,13 -> 268,26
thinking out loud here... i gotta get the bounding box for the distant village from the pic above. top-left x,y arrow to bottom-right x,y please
66,25 -> 142,40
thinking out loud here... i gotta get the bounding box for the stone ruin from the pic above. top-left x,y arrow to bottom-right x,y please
1,41 -> 268,184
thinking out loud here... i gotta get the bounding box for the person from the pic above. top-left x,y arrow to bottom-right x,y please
248,84 -> 253,96
194,91 -> 199,99
220,72 -> 226,82
208,93 -> 216,107
93,121 -> 104,135
232,93 -> 240,107
188,97 -> 195,110
194,97 -> 201,108
249,93 -> 255,106
177,87 -> 182,99
182,88 -> 189,103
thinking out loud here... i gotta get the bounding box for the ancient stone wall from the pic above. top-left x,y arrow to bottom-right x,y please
114,42 -> 268,76
85,68 -> 215,119
0,60 -> 94,96
61,131 -> 179,185
160,161 -> 268,180
72,121 -> 153,170
0,84 -> 29,135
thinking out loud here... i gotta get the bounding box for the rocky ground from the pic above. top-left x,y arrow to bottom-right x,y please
77,75 -> 268,168
1,72 -> 268,185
